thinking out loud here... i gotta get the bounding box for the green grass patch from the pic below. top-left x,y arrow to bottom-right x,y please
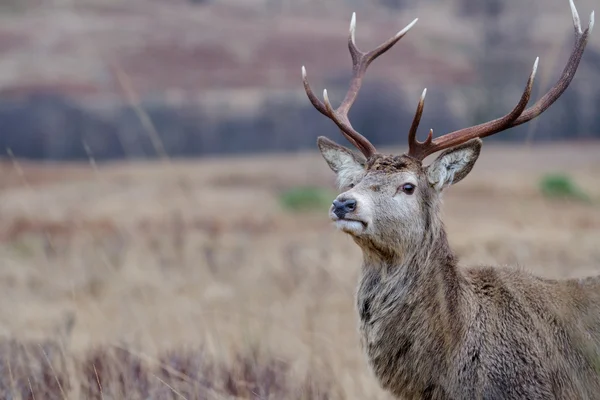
279,186 -> 336,213
539,173 -> 591,203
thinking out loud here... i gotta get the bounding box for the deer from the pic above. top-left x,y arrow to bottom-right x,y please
301,1 -> 597,399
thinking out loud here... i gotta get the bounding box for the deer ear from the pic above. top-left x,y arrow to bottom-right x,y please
426,138 -> 482,191
317,136 -> 366,189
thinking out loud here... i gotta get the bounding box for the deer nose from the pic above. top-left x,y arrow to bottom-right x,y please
332,198 -> 357,219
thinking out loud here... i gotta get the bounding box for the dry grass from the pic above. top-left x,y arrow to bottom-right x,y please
0,143 -> 599,398
0,338 -> 335,399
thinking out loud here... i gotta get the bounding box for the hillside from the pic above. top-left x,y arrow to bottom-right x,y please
0,0 -> 598,160
0,0 -> 597,101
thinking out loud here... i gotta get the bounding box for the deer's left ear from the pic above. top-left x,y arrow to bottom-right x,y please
425,138 -> 482,191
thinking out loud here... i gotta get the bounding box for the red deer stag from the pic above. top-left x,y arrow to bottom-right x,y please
302,0 -> 596,398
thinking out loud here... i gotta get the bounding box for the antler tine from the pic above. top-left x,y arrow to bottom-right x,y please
363,17 -> 419,69
302,14 -> 418,158
512,4 -> 593,126
406,0 -> 594,161
407,88 -> 434,158
302,66 -> 328,117
342,15 -> 419,114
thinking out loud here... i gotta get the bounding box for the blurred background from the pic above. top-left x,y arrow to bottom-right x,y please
0,0 -> 598,398
0,0 -> 598,160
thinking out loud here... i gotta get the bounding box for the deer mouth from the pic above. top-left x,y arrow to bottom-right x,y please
333,217 -> 367,235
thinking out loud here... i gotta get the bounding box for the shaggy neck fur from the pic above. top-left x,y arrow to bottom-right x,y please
355,201 -> 467,397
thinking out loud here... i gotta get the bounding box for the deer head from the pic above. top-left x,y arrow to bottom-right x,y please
303,1 -> 594,257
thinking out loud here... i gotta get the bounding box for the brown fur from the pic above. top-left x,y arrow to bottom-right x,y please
366,154 -> 419,173
318,136 -> 600,399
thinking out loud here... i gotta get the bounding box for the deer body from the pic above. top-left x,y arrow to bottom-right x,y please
356,200 -> 600,399
301,1 -> 596,397
322,148 -> 600,399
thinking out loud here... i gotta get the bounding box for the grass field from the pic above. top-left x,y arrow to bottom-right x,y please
0,142 -> 599,399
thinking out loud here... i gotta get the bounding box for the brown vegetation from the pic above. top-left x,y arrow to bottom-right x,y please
0,339 -> 334,399
0,143 -> 599,398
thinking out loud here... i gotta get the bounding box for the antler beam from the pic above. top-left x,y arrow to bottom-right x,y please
302,14 -> 418,158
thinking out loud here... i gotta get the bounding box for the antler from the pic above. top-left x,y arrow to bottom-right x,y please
302,13 -> 418,158
407,0 -> 595,161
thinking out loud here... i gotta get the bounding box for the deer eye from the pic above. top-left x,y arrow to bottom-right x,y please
348,183 -> 355,189
399,183 -> 415,195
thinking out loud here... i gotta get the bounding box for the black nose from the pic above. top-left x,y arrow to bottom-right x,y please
332,198 -> 357,219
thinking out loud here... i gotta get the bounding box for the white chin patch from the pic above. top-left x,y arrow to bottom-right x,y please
334,219 -> 365,235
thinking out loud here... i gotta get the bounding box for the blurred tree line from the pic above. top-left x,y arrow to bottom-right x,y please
0,75 -> 598,162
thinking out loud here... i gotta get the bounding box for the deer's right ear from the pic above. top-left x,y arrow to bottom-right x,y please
317,136 -> 366,189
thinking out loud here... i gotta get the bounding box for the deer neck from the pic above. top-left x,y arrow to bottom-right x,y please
359,212 -> 457,271
358,223 -> 461,303
355,221 -> 466,393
